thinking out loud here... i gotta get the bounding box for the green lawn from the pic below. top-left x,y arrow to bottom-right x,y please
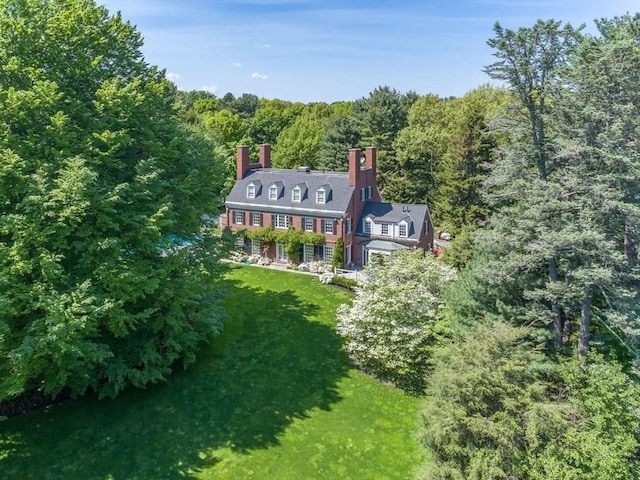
0,265 -> 423,479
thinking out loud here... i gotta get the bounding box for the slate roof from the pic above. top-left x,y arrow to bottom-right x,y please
226,168 -> 354,218
358,201 -> 431,242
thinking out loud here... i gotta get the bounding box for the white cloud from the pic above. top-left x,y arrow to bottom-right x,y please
258,43 -> 271,49
166,72 -> 181,81
232,62 -> 243,68
251,72 -> 268,80
200,84 -> 218,93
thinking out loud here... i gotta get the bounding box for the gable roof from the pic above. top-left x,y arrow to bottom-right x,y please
358,201 -> 431,241
226,168 -> 354,217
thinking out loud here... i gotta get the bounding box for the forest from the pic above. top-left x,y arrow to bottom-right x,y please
0,0 -> 639,478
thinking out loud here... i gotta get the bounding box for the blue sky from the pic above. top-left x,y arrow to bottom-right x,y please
98,0 -> 638,103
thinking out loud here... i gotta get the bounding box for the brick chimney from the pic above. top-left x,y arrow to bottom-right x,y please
236,145 -> 250,180
348,148 -> 361,187
365,146 -> 376,177
259,144 -> 271,169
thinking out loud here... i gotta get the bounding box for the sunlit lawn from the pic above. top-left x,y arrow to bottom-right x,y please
0,264 -> 423,479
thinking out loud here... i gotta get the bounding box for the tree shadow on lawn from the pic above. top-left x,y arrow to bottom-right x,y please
0,276 -> 351,479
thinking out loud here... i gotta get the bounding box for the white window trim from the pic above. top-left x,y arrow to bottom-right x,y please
316,189 -> 326,204
247,184 -> 255,199
363,218 -> 372,234
274,214 -> 290,229
251,212 -> 262,226
304,217 -> 314,232
234,210 -> 244,225
269,185 -> 278,201
346,218 -> 352,234
322,219 -> 334,234
381,223 -> 389,236
399,222 -> 408,237
292,186 -> 301,202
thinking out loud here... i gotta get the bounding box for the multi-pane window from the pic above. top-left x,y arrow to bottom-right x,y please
322,219 -> 334,234
247,184 -> 255,198
399,223 -> 407,237
269,185 -> 278,200
251,212 -> 262,226
234,210 -> 245,225
303,244 -> 315,263
323,245 -> 334,262
292,187 -> 301,202
251,239 -> 262,255
304,217 -> 314,232
381,224 -> 389,235
346,218 -> 352,234
273,214 -> 290,229
345,244 -> 352,266
316,189 -> 326,204
364,219 -> 372,234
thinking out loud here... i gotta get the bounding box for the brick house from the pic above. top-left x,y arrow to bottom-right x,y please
220,144 -> 434,267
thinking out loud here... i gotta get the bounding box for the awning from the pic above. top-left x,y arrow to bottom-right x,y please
361,240 -> 409,253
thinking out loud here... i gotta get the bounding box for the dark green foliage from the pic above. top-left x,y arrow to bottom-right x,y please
353,86 -> 415,198
219,92 -> 259,119
0,0 -> 228,402
418,321 -> 553,480
330,275 -> 357,291
435,86 -> 507,234
419,321 -> 640,480
332,237 -> 344,270
318,114 -> 361,171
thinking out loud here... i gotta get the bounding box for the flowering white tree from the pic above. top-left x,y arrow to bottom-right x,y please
336,251 -> 456,391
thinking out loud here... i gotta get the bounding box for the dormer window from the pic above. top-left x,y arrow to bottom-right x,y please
381,224 -> 389,236
247,183 -> 255,199
269,184 -> 278,201
292,186 -> 301,202
399,222 -> 408,237
364,218 -> 372,234
316,189 -> 326,204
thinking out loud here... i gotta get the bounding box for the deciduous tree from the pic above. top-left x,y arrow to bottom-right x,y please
0,0 -> 227,402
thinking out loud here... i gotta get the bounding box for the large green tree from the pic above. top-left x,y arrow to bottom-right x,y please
0,0 -> 227,402
434,86 -> 508,235
477,19 -> 583,351
317,114 -> 360,172
419,321 -> 640,480
352,86 -> 416,198
391,94 -> 452,206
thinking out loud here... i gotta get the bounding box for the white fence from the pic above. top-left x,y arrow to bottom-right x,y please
334,268 -> 366,282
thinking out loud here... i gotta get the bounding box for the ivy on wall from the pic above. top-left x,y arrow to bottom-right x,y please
243,226 -> 325,258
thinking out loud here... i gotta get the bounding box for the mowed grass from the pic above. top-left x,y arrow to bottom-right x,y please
0,264 -> 423,479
